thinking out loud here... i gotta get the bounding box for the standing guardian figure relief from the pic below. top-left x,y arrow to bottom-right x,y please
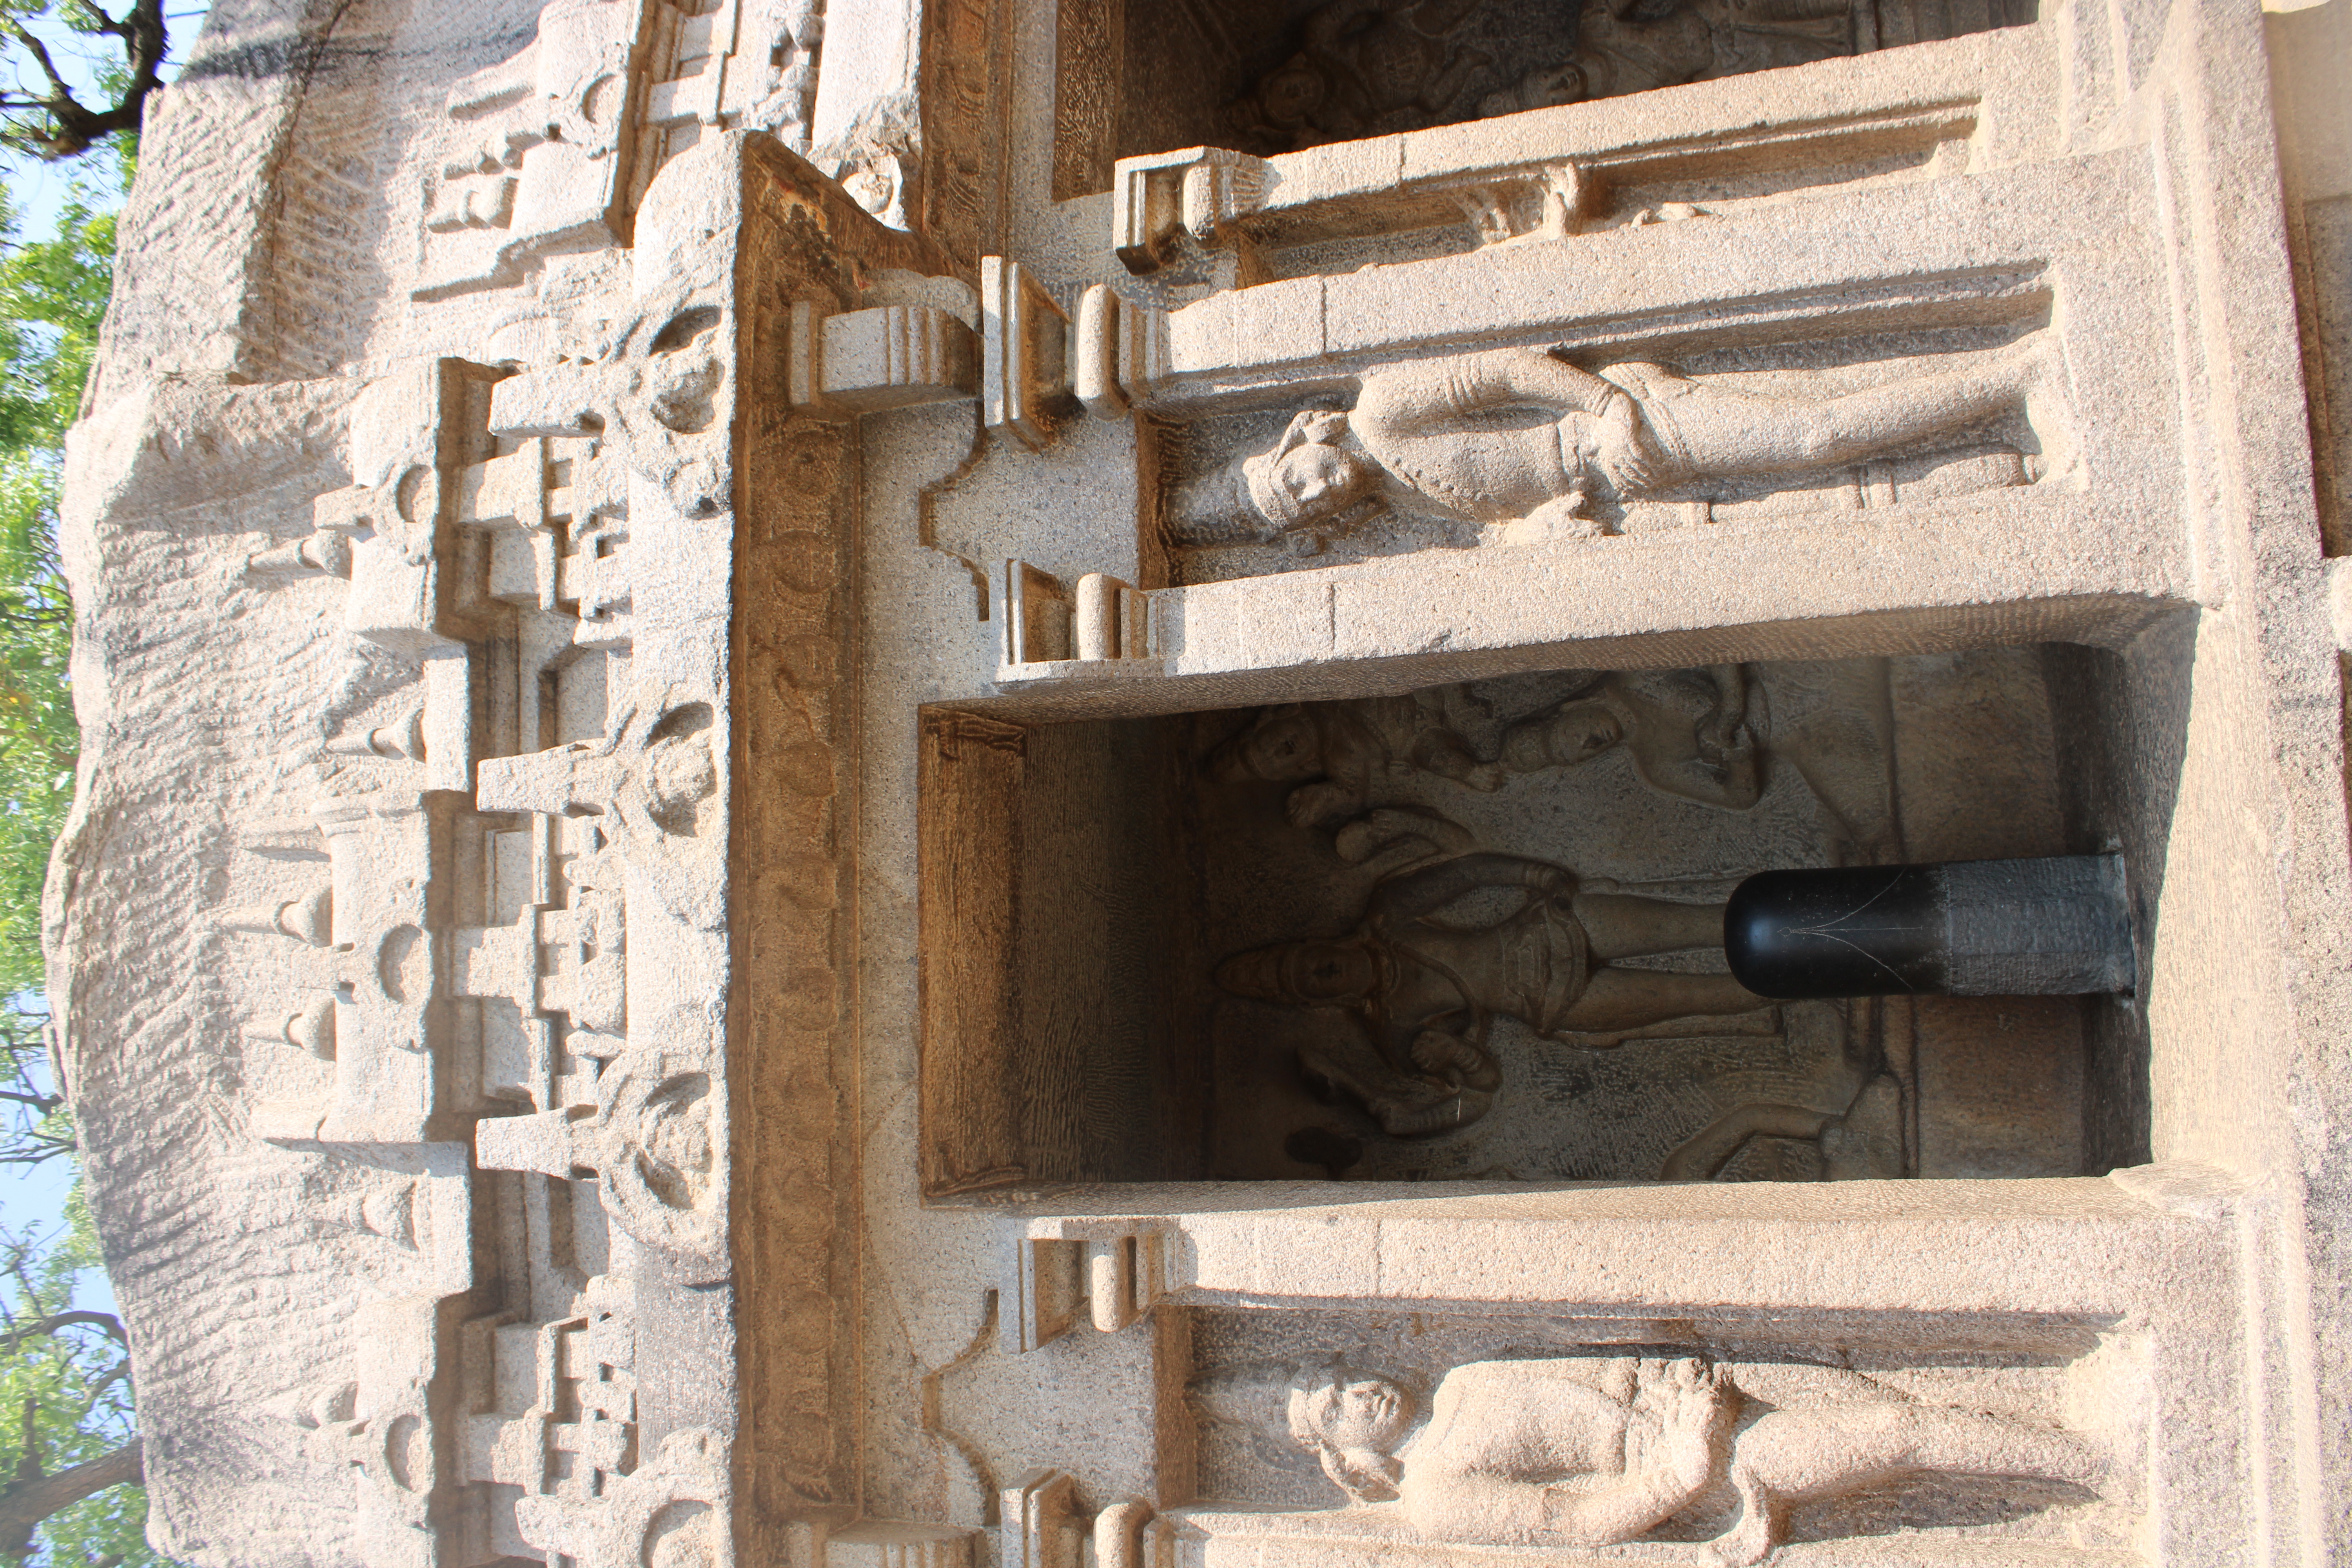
1271,1354 -> 2114,1564
1216,852 -> 1763,1134
1176,338 -> 2074,548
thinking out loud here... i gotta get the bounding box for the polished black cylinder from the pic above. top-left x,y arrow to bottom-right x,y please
1724,865 -> 1942,998
1724,855 -> 2134,1000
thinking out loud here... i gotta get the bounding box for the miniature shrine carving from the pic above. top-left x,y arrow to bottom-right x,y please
420,0 -> 827,298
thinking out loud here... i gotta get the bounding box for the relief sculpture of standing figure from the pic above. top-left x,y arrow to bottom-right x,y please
1175,339 -> 2072,548
1217,852 -> 1762,1134
1281,1355 -> 2110,1564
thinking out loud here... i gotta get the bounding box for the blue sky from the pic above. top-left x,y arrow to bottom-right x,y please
0,1118 -> 105,1311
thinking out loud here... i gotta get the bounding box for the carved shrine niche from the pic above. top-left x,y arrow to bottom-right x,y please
58,0 -> 2352,1551
922,648 -> 2101,1191
1054,0 -> 2035,196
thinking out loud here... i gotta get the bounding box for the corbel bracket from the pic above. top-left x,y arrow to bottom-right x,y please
981,258 -> 1073,448
788,300 -> 980,418
1112,145 -> 1270,275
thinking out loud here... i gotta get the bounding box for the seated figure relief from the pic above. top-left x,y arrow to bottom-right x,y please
1173,339 -> 2072,551
1481,0 -> 1715,111
1660,1069 -> 1905,1178
1207,690 -> 1497,828
1276,1354 -> 2111,1563
1223,0 -> 1859,154
1480,0 -> 1856,116
1216,852 -> 1762,1134
1224,0 -> 1495,153
1212,667 -> 1771,827
1477,661 -> 1901,862
1493,665 -> 1762,809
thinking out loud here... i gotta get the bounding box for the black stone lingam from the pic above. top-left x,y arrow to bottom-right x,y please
1723,855 -> 2134,1000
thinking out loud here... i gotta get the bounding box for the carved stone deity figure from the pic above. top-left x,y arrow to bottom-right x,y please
1174,339 -> 2070,546
1225,0 -> 1495,153
1216,852 -> 1761,1133
1207,693 -> 1497,827
1209,667 -> 1760,827
1494,665 -> 1762,808
1492,659 -> 1900,863
1479,3 -> 1716,111
1283,1355 -> 2107,1563
1478,0 -> 1855,116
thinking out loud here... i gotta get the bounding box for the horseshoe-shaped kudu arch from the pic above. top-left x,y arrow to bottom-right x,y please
50,0 -> 2352,1562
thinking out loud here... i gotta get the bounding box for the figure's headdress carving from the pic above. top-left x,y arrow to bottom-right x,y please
1171,408 -> 1383,550
1205,704 -> 1317,784
1187,1356 -> 1414,1504
1285,1356 -> 1412,1504
1244,410 -> 1352,529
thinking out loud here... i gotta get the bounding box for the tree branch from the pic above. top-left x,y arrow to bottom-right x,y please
1,0 -> 169,159
81,4 -> 133,42
0,23 -> 76,104
0,1150 -> 81,1171
74,1358 -> 130,1416
0,1312 -> 125,1355
0,1436 -> 138,1558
